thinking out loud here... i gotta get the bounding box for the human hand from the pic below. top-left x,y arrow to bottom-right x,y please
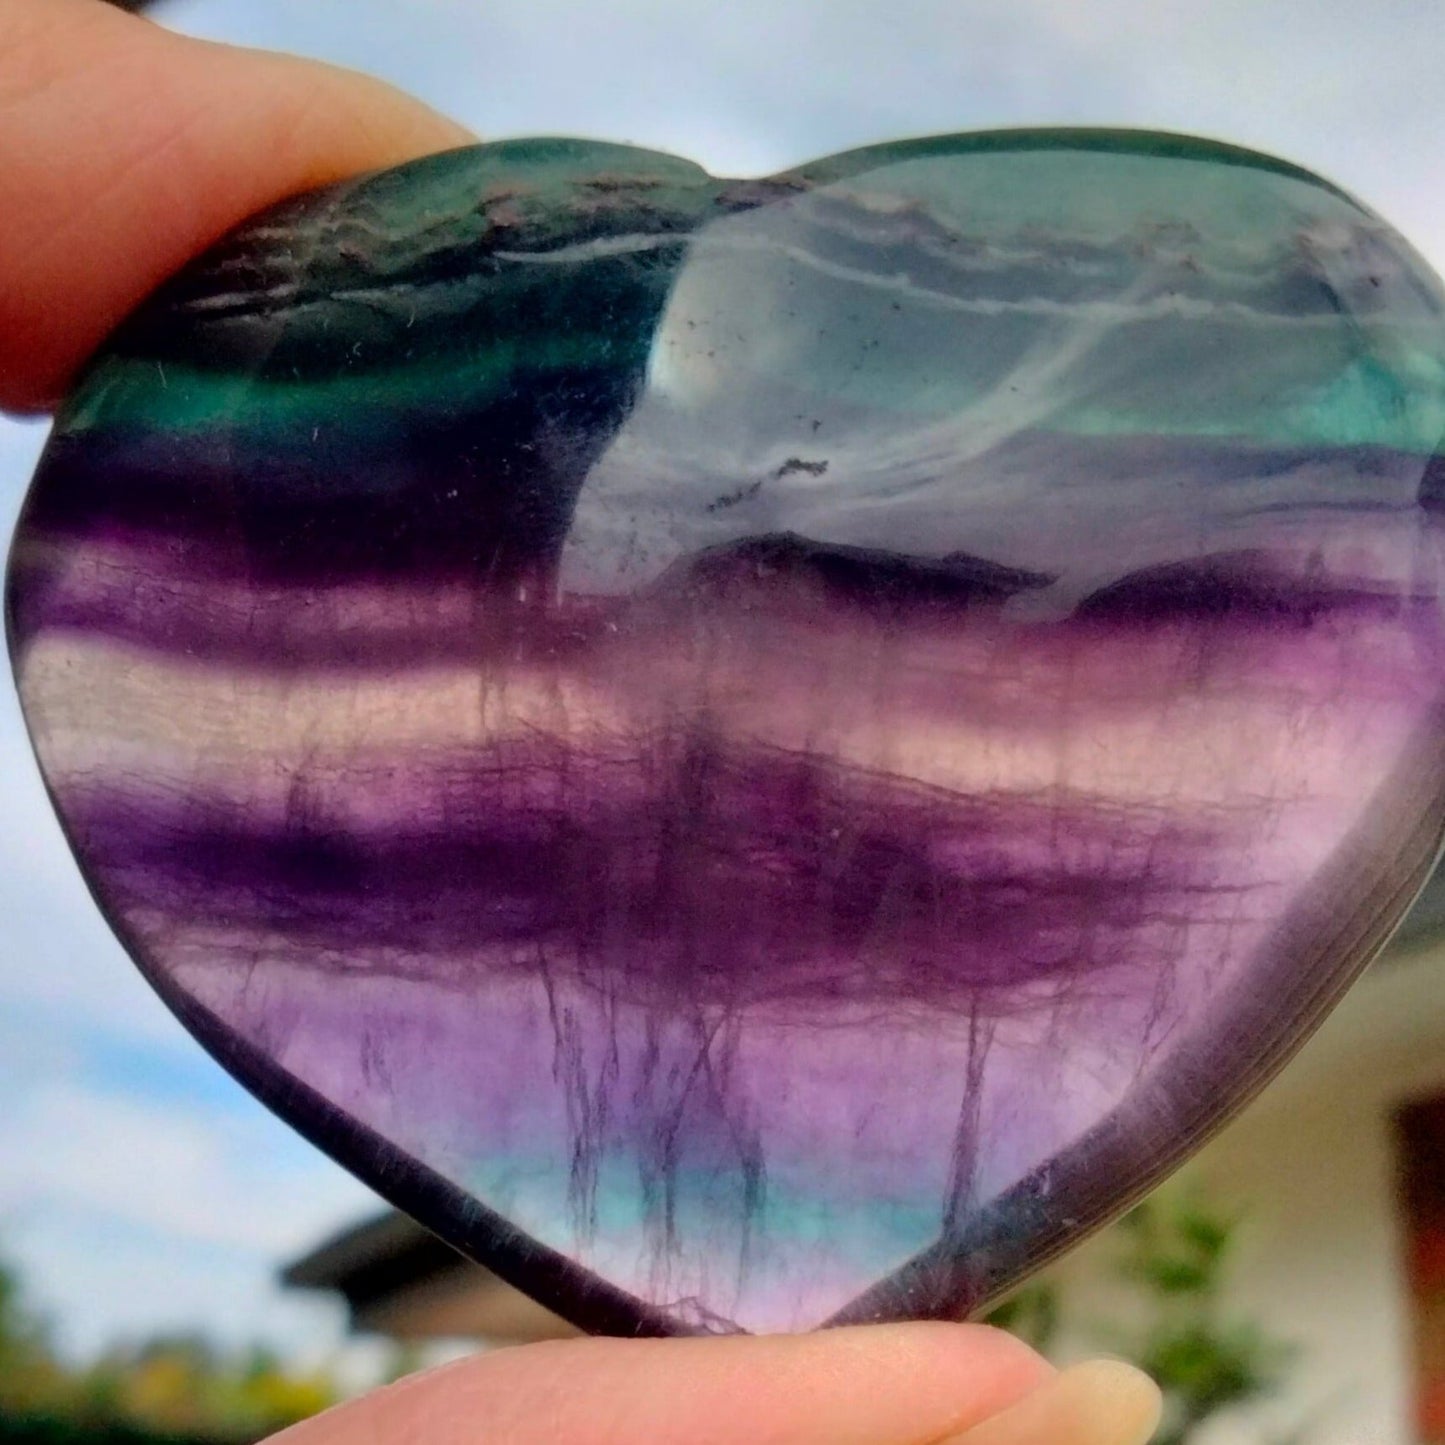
0,0 -> 471,412
267,1326 -> 1159,1445
0,3 -> 1162,1441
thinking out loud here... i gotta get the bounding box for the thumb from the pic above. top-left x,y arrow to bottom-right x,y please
939,1360 -> 1162,1445
0,0 -> 474,412
266,1324 -> 1055,1445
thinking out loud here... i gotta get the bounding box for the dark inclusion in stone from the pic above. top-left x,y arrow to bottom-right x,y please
10,130 -> 1445,1336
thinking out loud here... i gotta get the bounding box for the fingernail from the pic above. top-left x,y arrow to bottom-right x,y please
936,1360 -> 1162,1445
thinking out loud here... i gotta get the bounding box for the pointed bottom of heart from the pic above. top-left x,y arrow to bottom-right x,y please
152,872 -> 1362,1337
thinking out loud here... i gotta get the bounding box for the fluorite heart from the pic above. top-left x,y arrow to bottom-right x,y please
9,129 -> 1445,1337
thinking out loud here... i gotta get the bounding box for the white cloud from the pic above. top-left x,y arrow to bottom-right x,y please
0,1082 -> 374,1258
9,1205 -> 345,1361
0,1075 -> 380,1363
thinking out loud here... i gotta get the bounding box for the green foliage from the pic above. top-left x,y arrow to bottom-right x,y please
0,1248 -> 336,1445
986,1190 -> 1294,1444
1109,1194 -> 1292,1444
380,1345 -> 425,1388
1134,1320 -> 1282,1423
0,1411 -> 218,1444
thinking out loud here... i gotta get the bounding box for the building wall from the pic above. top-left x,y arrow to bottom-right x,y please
1047,937 -> 1445,1445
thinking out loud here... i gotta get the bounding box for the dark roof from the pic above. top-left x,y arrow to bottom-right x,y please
284,1211 -> 470,1310
282,1211 -> 580,1344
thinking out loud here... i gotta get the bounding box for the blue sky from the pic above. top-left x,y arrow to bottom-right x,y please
3,0 -> 1445,1370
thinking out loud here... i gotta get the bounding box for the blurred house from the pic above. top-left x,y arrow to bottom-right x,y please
284,877 -> 1445,1445
283,1210 -> 576,1348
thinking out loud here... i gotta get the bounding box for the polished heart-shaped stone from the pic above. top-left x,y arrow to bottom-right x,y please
10,129 -> 1445,1337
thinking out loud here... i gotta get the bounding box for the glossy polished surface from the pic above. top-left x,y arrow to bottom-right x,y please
10,131 -> 1445,1335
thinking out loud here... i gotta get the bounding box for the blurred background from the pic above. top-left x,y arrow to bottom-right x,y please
3,1 -> 1445,1442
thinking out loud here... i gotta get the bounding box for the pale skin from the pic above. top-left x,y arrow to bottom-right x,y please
0,2 -> 1163,1440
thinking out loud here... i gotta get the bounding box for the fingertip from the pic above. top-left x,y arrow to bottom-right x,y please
938,1358 -> 1162,1445
0,0 -> 474,413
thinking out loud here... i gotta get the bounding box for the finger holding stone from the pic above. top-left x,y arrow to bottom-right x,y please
0,0 -> 474,413
265,1324 -> 1056,1445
